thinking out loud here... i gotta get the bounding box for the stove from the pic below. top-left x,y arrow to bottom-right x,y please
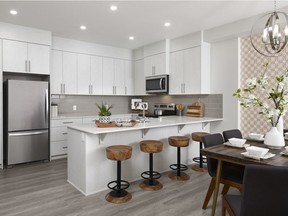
140,103 -> 176,118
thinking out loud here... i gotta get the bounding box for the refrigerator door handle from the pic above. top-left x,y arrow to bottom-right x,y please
9,130 -> 48,137
45,89 -> 49,126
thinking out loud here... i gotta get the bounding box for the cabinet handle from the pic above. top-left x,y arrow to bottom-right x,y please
152,66 -> 156,75
25,60 -> 28,72
91,85 -> 93,94
183,83 -> 185,93
63,147 -> 68,149
62,121 -> 73,124
63,84 -> 66,94
125,86 -> 127,95
115,86 -> 117,95
29,61 -> 31,72
88,85 -> 91,94
62,133 -> 68,135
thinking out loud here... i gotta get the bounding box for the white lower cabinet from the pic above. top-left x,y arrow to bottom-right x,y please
50,118 -> 82,160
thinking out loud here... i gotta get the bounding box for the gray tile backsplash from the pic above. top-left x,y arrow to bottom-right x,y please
51,94 -> 223,118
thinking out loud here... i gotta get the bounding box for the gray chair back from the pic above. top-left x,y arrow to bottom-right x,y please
223,129 -> 243,142
240,165 -> 288,216
202,133 -> 224,177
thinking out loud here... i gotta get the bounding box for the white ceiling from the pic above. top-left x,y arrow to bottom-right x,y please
0,1 -> 288,50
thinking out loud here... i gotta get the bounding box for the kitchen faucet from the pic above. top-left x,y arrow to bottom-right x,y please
135,102 -> 148,122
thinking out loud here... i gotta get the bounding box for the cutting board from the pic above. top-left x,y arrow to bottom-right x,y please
186,101 -> 204,117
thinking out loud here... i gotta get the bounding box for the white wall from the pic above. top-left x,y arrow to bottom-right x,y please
52,37 -> 132,60
0,22 -> 51,45
209,38 -> 240,133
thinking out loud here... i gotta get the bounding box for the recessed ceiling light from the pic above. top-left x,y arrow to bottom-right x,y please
80,25 -> 86,30
129,36 -> 134,40
10,10 -> 18,15
164,22 -> 171,27
110,5 -> 118,11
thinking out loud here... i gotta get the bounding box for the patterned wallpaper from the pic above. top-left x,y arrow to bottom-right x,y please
240,36 -> 288,137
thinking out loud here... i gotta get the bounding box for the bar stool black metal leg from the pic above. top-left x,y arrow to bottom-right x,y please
177,147 -> 181,176
199,142 -> 203,168
149,153 -> 153,185
117,160 -> 121,194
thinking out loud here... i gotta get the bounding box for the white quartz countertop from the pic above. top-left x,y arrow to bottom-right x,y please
67,116 -> 222,135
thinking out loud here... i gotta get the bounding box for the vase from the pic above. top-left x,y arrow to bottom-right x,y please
264,126 -> 285,149
276,115 -> 284,135
99,116 -> 110,123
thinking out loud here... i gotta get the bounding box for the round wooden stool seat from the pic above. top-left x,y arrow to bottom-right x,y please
106,145 -> 132,161
192,132 -> 209,142
140,140 -> 163,154
168,136 -> 189,147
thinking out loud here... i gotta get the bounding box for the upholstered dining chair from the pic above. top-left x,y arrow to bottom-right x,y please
223,129 -> 243,142
202,133 -> 244,209
222,164 -> 288,216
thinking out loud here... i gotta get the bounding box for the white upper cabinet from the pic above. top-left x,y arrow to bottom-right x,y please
133,59 -> 146,95
62,52 -> 77,94
169,44 -> 210,94
28,43 -> 50,74
102,57 -> 114,95
51,50 -> 77,94
90,56 -> 103,95
124,60 -> 134,95
143,40 -> 169,77
102,58 -> 133,95
51,50 -> 63,94
169,51 -> 183,94
77,54 -> 91,94
2,40 -> 50,74
114,59 -> 126,95
144,53 -> 166,76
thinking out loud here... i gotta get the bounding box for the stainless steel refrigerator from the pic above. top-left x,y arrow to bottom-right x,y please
4,80 -> 49,166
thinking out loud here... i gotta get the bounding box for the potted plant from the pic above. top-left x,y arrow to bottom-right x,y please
97,102 -> 113,123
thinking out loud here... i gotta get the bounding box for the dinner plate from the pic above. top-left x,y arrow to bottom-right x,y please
224,142 -> 250,148
241,152 -> 275,160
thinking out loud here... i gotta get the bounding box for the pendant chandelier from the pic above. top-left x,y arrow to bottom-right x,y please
250,0 -> 288,57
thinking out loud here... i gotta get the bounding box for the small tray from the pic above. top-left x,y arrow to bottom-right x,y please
95,120 -> 137,128
241,152 -> 275,160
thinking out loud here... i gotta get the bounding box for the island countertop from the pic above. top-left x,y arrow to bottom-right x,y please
67,116 -> 222,135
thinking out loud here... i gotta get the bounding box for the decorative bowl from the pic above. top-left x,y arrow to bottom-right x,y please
228,138 -> 246,147
248,133 -> 264,140
246,146 -> 269,157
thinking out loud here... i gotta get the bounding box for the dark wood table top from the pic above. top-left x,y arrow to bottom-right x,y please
201,140 -> 288,166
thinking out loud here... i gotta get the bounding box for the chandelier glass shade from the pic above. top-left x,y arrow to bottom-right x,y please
250,11 -> 288,57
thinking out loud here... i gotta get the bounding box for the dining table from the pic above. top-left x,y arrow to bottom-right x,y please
201,139 -> 288,216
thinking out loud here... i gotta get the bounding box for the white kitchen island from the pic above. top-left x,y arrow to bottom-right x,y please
67,116 -> 222,196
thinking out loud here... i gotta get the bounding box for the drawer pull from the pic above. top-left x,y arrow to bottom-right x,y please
63,147 -> 68,149
62,133 -> 68,135
62,121 -> 73,124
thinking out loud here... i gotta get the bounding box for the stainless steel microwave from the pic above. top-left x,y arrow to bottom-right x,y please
145,74 -> 169,94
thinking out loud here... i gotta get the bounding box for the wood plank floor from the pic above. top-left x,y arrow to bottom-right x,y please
0,159 -> 238,216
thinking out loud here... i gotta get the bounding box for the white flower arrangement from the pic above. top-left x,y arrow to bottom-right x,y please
233,63 -> 288,127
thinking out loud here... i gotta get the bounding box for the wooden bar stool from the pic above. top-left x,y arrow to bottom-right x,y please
168,136 -> 190,181
191,132 -> 209,172
139,140 -> 163,191
105,145 -> 132,204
